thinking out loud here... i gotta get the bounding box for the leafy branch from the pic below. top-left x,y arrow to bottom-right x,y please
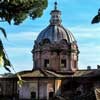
0,0 -> 48,25
0,28 -> 23,87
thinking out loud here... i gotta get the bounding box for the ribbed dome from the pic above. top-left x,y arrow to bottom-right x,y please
36,25 -> 76,44
36,2 -> 76,44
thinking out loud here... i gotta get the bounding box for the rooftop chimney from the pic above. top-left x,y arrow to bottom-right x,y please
97,65 -> 100,69
87,66 -> 91,70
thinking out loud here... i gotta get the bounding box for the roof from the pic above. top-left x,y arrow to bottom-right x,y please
0,69 -> 100,79
17,69 -> 64,78
16,69 -> 100,78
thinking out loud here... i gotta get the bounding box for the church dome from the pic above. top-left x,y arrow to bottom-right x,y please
36,25 -> 76,44
32,2 -> 79,73
36,2 -> 76,44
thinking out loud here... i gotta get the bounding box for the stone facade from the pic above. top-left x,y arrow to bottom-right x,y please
17,77 -> 61,100
0,77 -> 17,100
32,41 -> 79,73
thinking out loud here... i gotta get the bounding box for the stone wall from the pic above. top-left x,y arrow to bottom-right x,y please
32,42 -> 79,73
0,78 -> 17,99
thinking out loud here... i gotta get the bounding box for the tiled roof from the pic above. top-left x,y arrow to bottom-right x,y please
16,69 -> 100,78
17,69 -> 64,78
0,69 -> 99,79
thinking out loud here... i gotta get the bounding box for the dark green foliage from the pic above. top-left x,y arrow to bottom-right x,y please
0,0 -> 48,72
0,39 -> 11,72
91,8 -> 100,24
0,27 -> 7,38
0,0 -> 48,25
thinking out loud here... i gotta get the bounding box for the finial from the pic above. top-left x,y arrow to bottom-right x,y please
54,2 -> 57,10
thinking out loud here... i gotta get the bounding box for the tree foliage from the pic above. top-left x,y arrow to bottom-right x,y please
0,28 -> 11,72
0,0 -> 48,86
0,0 -> 48,25
91,8 -> 100,24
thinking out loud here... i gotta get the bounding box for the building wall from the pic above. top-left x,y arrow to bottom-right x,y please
0,77 -> 99,100
0,78 -> 17,99
18,82 -> 30,99
18,81 -> 38,99
33,42 -> 79,73
18,79 -> 56,100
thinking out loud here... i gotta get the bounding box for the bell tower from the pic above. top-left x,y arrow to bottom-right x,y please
32,2 -> 79,73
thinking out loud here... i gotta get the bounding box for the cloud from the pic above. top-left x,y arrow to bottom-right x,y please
67,26 -> 100,69
6,47 -> 31,55
2,25 -> 100,72
4,46 -> 33,73
7,31 -> 39,41
70,26 -> 100,39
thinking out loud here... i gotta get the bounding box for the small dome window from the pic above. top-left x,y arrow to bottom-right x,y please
61,59 -> 66,68
42,39 -> 51,44
60,39 -> 68,45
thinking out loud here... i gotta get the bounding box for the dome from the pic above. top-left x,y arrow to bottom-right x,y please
32,2 -> 79,73
36,25 -> 76,44
36,2 -> 76,44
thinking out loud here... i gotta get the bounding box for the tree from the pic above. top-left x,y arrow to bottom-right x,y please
0,0 -> 48,86
0,27 -> 11,72
0,0 -> 48,25
0,0 -> 48,71
91,8 -> 100,24
0,0 -> 48,72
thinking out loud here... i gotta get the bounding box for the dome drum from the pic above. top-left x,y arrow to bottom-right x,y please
32,41 -> 79,72
33,41 -> 79,55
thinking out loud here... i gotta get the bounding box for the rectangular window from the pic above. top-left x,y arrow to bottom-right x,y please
74,60 -> 77,68
44,59 -> 49,68
31,92 -> 36,99
49,92 -> 54,98
61,59 -> 66,68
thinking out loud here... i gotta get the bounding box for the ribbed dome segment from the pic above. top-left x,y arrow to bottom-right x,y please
36,25 -> 76,44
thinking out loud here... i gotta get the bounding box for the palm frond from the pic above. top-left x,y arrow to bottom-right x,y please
91,15 -> 100,24
0,40 -> 3,56
17,74 -> 24,87
91,8 -> 100,24
0,40 -> 11,71
4,66 -> 11,72
0,27 -> 7,38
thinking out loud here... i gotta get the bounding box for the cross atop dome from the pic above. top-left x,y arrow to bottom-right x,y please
54,2 -> 57,10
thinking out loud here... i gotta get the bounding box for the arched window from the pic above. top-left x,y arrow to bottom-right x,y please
60,39 -> 68,45
42,39 -> 50,44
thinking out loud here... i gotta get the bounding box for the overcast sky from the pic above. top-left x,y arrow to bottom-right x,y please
0,0 -> 100,73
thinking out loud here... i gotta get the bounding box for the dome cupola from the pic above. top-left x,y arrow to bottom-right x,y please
50,2 -> 62,25
32,2 -> 79,73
